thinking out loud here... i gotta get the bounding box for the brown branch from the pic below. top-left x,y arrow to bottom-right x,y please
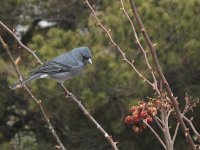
164,109 -> 173,150
0,21 -> 118,150
59,84 -> 118,150
129,0 -> 196,149
167,109 -> 173,119
155,116 -> 163,126
182,95 -> 200,140
0,21 -> 42,64
85,0 -> 154,89
85,2 -> 177,149
84,1 -> 170,149
143,121 -> 166,150
0,36 -> 67,150
172,122 -> 180,144
159,105 -> 173,150
172,96 -> 198,144
154,116 -> 164,131
119,0 -> 160,95
182,116 -> 200,140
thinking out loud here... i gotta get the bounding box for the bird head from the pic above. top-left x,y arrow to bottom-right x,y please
76,47 -> 92,64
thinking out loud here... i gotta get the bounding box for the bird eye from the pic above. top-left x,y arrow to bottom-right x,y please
82,55 -> 88,59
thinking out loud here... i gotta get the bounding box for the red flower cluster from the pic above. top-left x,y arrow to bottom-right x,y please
124,100 -> 159,133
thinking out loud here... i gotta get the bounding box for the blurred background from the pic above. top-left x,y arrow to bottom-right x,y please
0,0 -> 199,149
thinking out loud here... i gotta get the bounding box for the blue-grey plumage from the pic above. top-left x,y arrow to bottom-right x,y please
10,47 -> 92,89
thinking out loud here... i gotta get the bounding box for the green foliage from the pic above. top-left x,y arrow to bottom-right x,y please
0,142 -> 12,150
0,0 -> 199,149
12,132 -> 39,150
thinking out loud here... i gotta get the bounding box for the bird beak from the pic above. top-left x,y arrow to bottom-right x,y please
88,58 -> 92,64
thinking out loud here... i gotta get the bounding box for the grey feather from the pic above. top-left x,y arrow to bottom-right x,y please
10,47 -> 92,89
10,73 -> 44,89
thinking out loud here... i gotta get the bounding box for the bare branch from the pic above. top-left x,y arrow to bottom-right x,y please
0,21 -> 118,150
182,116 -> 200,140
129,0 -> 196,149
120,0 -> 160,95
143,121 -> 166,150
59,84 -> 119,150
155,116 -> 163,125
172,122 -> 180,144
167,109 -> 173,119
160,106 -> 172,150
85,0 -> 154,88
154,116 -> 164,131
164,108 -> 173,149
0,21 -> 42,64
0,36 -> 67,150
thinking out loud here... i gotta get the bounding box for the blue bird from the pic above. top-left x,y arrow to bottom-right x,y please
10,47 -> 92,89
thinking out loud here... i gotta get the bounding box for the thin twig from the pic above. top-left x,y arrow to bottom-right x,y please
182,116 -> 200,140
0,36 -> 67,150
0,21 -> 118,150
85,0 -> 154,87
0,21 -> 42,64
85,1 -> 172,149
161,106 -> 171,150
182,95 -> 200,139
167,109 -> 173,119
182,95 -> 190,114
120,0 -> 160,95
143,121 -> 166,150
164,108 -> 173,150
172,122 -> 180,144
155,116 -> 163,126
129,0 -> 196,149
154,116 -> 163,132
59,83 -> 118,150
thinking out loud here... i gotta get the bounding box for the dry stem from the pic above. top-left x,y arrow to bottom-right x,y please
0,21 -> 118,150
129,0 -> 196,149
120,0 -> 160,95
0,36 -> 67,150
143,121 -> 166,149
85,0 -> 155,91
60,84 -> 118,150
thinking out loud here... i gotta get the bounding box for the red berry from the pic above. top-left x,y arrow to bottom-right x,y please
124,116 -> 133,124
140,111 -> 148,119
139,101 -> 146,109
148,106 -> 157,116
147,116 -> 153,124
130,106 -> 139,112
132,111 -> 139,123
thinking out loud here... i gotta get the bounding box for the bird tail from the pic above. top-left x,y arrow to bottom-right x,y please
10,73 -> 42,90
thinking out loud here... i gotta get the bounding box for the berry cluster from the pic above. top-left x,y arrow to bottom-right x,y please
124,100 -> 160,133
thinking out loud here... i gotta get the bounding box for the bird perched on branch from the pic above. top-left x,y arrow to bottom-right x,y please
10,46 -> 92,89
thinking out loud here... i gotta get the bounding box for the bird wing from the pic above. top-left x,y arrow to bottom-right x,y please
30,60 -> 75,75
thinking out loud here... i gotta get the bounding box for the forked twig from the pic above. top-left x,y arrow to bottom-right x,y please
0,22 -> 42,64
182,116 -> 200,140
85,0 -> 154,88
172,122 -> 180,144
154,116 -> 163,131
60,84 -> 118,150
129,0 -> 196,149
120,0 -> 160,95
143,121 -> 166,149
0,36 -> 67,150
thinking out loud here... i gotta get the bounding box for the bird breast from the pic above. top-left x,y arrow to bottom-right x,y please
48,65 -> 84,82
